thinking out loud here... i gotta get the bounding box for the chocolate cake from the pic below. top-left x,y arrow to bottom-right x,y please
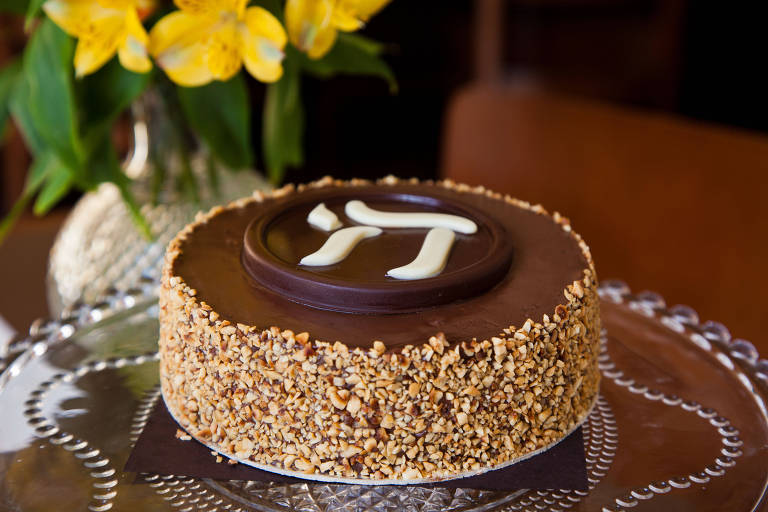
158,176 -> 601,483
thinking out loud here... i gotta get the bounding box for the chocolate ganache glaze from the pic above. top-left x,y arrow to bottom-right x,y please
172,182 -> 588,349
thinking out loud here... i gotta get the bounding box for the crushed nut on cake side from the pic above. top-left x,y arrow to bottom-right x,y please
158,177 -> 601,481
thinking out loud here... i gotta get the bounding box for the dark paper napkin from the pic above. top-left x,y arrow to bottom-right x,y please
125,400 -> 587,491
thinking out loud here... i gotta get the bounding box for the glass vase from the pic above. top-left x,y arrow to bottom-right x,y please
46,89 -> 270,315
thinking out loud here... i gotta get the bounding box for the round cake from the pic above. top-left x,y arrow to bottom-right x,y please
159,176 -> 601,483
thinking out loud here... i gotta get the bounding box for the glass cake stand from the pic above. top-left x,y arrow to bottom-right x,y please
1,280 -> 766,512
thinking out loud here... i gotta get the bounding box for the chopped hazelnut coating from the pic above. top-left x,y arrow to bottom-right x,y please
159,177 -> 600,481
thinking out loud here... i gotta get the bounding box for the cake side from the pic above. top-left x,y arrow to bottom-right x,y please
158,176 -> 601,481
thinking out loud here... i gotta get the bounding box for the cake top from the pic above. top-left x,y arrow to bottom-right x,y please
168,177 -> 593,350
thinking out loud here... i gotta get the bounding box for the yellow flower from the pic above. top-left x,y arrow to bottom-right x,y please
149,0 -> 287,87
43,0 -> 152,77
286,0 -> 390,59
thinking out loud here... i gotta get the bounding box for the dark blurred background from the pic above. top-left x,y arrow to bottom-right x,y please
2,1 -> 767,348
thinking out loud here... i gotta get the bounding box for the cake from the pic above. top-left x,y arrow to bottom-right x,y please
158,176 -> 601,483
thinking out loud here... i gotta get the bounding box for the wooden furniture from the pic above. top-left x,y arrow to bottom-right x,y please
1,15 -> 29,213
0,211 -> 66,338
474,0 -> 687,109
441,81 -> 768,350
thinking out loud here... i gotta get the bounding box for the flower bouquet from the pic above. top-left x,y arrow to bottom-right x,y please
0,0 -> 395,242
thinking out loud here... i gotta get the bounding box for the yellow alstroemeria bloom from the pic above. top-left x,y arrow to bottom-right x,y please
149,0 -> 287,87
43,0 -> 152,77
286,0 -> 390,59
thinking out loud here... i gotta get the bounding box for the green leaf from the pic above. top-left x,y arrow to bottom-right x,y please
263,58 -> 304,185
0,61 -> 22,100
0,149 -> 53,245
298,33 -> 398,93
176,75 -> 253,170
25,0 -> 46,30
0,191 -> 33,245
26,151 -> 55,191
77,57 -> 150,150
205,152 -> 220,197
23,19 -> 83,173
117,181 -> 152,240
0,58 -> 22,139
8,73 -> 46,154
83,131 -> 126,186
33,156 -> 74,215
87,133 -> 152,238
339,33 -> 386,56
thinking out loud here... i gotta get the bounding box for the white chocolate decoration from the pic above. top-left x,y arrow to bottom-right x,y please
300,226 -> 382,266
387,228 -> 456,280
345,200 -> 477,234
307,203 -> 342,231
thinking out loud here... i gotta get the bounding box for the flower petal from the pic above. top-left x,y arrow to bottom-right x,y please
43,0 -> 120,38
149,11 -> 213,86
342,0 -> 391,21
159,43 -> 214,86
232,0 -> 247,18
118,36 -> 152,73
306,23 -> 336,59
135,0 -> 156,19
174,0 -> 232,15
206,23 -> 242,81
118,9 -> 151,73
285,0 -> 333,53
332,0 -> 390,31
149,9 -> 209,54
243,6 -> 287,48
96,0 -> 135,9
240,6 -> 285,82
242,48 -> 283,82
74,28 -> 122,76
330,8 -> 363,32
124,6 -> 148,44
333,0 -> 390,32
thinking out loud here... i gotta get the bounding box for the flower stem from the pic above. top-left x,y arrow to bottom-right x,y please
0,189 -> 34,246
149,141 -> 167,206
206,151 -> 221,198
177,140 -> 199,204
155,76 -> 201,204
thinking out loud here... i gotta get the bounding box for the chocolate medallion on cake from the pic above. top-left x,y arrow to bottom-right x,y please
241,187 -> 514,313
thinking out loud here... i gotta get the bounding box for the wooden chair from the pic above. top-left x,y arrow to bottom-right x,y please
441,2 -> 768,348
